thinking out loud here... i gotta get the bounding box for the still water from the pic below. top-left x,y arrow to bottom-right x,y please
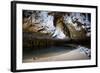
23,45 -> 90,63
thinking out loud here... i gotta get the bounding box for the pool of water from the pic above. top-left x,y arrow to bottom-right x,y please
23,46 -> 76,60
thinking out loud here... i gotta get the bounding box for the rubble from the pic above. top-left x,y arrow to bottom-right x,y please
78,46 -> 91,58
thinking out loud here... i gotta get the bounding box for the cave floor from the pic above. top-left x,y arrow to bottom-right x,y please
23,46 -> 90,63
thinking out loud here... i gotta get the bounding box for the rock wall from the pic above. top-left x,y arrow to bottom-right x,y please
23,10 -> 91,40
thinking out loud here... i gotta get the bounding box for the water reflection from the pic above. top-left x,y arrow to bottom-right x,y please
23,45 -> 90,63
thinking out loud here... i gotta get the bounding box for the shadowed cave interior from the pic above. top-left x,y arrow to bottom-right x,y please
22,10 -> 91,63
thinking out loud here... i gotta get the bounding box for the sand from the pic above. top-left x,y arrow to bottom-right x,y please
23,48 -> 89,63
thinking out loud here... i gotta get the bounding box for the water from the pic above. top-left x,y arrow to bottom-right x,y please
23,46 -> 76,61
